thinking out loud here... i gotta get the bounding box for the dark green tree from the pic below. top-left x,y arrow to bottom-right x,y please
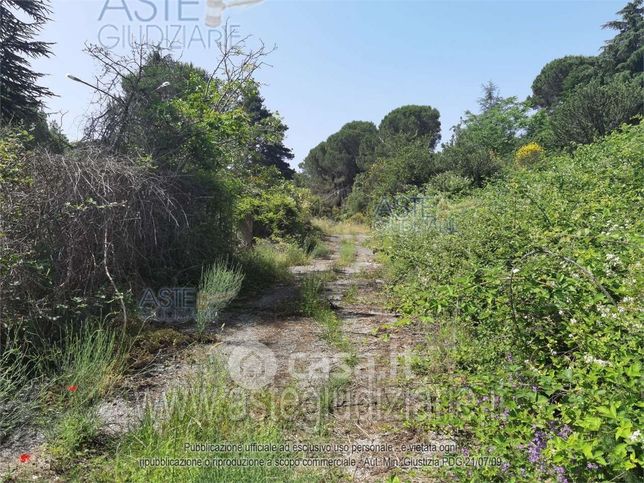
300,121 -> 378,207
379,105 -> 441,150
0,0 -> 53,123
242,85 -> 295,179
600,0 -> 644,75
551,78 -> 643,146
530,56 -> 598,109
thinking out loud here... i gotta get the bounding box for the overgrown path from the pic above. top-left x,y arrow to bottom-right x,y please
2,233 -> 432,481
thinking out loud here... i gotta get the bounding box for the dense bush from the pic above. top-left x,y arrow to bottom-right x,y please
550,79 -> 643,147
376,123 -> 643,481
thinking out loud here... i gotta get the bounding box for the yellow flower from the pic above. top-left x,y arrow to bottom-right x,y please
515,142 -> 544,165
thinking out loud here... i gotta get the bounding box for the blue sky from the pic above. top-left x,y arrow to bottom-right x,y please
34,0 -> 625,169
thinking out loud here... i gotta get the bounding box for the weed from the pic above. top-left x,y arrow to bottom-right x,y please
196,261 -> 244,331
334,239 -> 357,268
89,359 -> 318,482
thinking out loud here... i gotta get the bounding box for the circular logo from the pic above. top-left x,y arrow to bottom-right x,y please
227,341 -> 277,390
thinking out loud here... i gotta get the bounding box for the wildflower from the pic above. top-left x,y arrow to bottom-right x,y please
515,142 -> 544,165
527,430 -> 547,463
582,354 -> 609,367
586,462 -> 599,470
67,385 -> 78,392
629,430 -> 641,442
19,453 -> 31,463
555,465 -> 568,483
558,425 -> 572,439
511,268 -> 520,274
501,462 -> 510,472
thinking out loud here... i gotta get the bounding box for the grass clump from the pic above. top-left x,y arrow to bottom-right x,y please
237,240 -> 307,293
342,284 -> 359,304
311,218 -> 370,236
0,331 -> 40,442
299,275 -> 350,351
315,372 -> 351,435
196,261 -> 244,331
334,239 -> 357,268
49,321 -> 131,407
308,240 -> 331,259
88,360 -> 317,482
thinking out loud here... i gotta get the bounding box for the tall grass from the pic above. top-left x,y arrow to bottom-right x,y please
299,275 -> 350,351
334,239 -> 357,268
311,218 -> 370,235
196,261 -> 245,331
0,331 -> 40,442
237,240 -> 307,293
89,360 -> 317,482
50,321 -> 131,407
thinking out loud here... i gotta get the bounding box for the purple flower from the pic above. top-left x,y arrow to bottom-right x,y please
558,425 -> 572,439
527,430 -> 547,463
532,385 -> 539,392
554,466 -> 568,483
501,462 -> 510,472
586,462 -> 599,470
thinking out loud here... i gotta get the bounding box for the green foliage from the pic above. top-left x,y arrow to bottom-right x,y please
241,84 -> 295,178
378,105 -> 441,150
550,79 -> 643,147
0,0 -> 53,123
300,121 -> 379,208
0,330 -> 40,442
437,94 -> 530,186
299,274 -> 349,350
234,166 -> 315,244
600,0 -> 644,75
346,139 -> 441,216
47,407 -> 102,470
531,56 -> 598,109
237,240 -> 304,293
196,261 -> 245,331
377,123 -> 644,480
335,239 -> 357,268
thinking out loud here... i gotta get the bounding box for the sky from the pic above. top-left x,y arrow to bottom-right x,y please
33,0 -> 625,169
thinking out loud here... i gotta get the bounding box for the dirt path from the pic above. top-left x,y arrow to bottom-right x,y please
2,234 -> 437,481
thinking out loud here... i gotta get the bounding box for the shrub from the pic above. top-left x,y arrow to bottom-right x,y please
514,142 -> 545,165
551,79 -> 643,147
376,123 -> 644,480
196,261 -> 245,331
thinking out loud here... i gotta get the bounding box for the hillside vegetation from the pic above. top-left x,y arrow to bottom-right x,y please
376,123 -> 643,481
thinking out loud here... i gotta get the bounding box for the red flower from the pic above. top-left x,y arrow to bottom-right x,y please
19,453 -> 31,463
67,385 -> 78,392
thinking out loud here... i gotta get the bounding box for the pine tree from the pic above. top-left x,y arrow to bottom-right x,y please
0,0 -> 53,123
601,0 -> 644,75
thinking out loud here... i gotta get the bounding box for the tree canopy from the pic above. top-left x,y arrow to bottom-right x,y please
0,0 -> 53,123
378,105 -> 441,150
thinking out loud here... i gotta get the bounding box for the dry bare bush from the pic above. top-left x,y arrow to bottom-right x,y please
0,145 -> 186,326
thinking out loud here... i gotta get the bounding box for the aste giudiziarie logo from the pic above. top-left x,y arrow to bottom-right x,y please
97,0 -> 264,50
